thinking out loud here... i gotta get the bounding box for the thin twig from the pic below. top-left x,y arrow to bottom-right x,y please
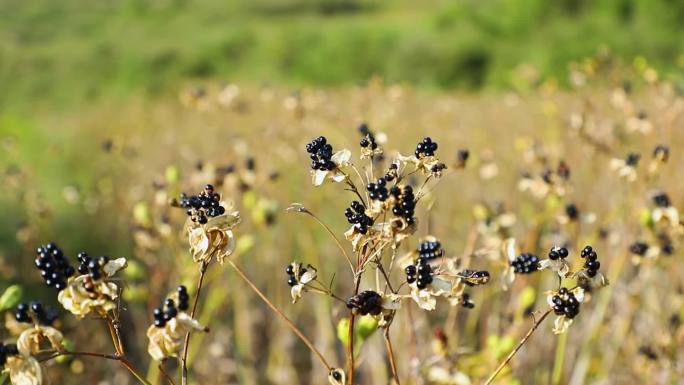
39,351 -> 151,385
290,207 -> 355,274
384,325 -> 401,385
105,316 -> 122,356
484,309 -> 552,385
227,258 -> 332,371
347,274 -> 362,385
159,362 -> 178,385
181,259 -> 209,385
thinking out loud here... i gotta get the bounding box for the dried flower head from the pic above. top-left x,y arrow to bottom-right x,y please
538,246 -> 571,278
501,238 -> 539,290
146,287 -> 208,361
58,253 -> 127,318
328,368 -> 346,385
547,286 -> 585,334
610,152 -> 640,182
575,245 -> 609,289
181,186 -> 241,265
285,262 -> 318,303
306,136 -> 351,186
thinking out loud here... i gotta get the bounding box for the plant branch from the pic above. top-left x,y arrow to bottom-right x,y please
39,351 -> 151,385
181,259 -> 209,385
484,309 -> 552,385
288,206 -> 355,274
159,362 -> 178,385
227,258 -> 332,371
384,324 -> 400,385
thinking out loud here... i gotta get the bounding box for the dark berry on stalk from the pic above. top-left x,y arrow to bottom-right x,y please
511,253 -> 539,274
164,307 -> 178,320
177,185 -> 226,223
457,149 -> 469,163
35,242 -> 74,292
461,293 -> 475,309
415,137 -> 438,158
418,239 -> 443,260
346,290 -> 383,316
630,242 -> 649,256
653,192 -> 671,208
625,152 -> 641,166
565,203 -> 579,220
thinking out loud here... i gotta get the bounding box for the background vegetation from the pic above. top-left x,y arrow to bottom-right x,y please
2,0 -> 684,110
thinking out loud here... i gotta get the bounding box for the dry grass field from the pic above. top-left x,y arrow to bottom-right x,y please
2,59 -> 684,385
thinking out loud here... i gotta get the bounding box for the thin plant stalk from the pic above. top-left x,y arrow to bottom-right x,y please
347,274 -> 362,385
551,330 -> 568,384
181,259 -> 210,385
384,325 -> 400,385
227,258 -> 332,371
289,206 -> 355,274
159,363 -> 178,385
484,309 -> 552,385
40,351 -> 151,385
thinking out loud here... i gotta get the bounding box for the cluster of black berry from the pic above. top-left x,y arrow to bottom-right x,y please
76,252 -> 109,280
415,137 -> 438,158
383,163 -> 398,182
359,123 -> 378,150
417,239 -> 443,261
306,136 -> 335,171
551,288 -> 580,319
629,241 -> 649,256
405,259 -> 433,289
565,203 -> 579,220
285,263 -> 306,287
360,136 -> 378,150
460,293 -> 475,309
178,184 -> 225,224
548,246 -> 569,260
15,302 -> 59,325
35,243 -> 75,291
344,201 -> 374,234
430,162 -> 447,173
367,178 -> 389,201
625,152 -> 641,166
0,342 -> 19,366
346,290 -> 383,316
653,192 -> 671,207
580,245 -> 601,277
153,286 -> 189,328
511,253 -> 539,274
390,185 -> 415,224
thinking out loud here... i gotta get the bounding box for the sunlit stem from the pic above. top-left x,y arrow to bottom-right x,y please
227,258 -> 333,371
484,309 -> 552,385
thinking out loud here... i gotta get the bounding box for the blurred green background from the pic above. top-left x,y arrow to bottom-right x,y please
2,0 -> 684,111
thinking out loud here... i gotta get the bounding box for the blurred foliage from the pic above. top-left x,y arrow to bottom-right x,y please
2,0 -> 684,109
